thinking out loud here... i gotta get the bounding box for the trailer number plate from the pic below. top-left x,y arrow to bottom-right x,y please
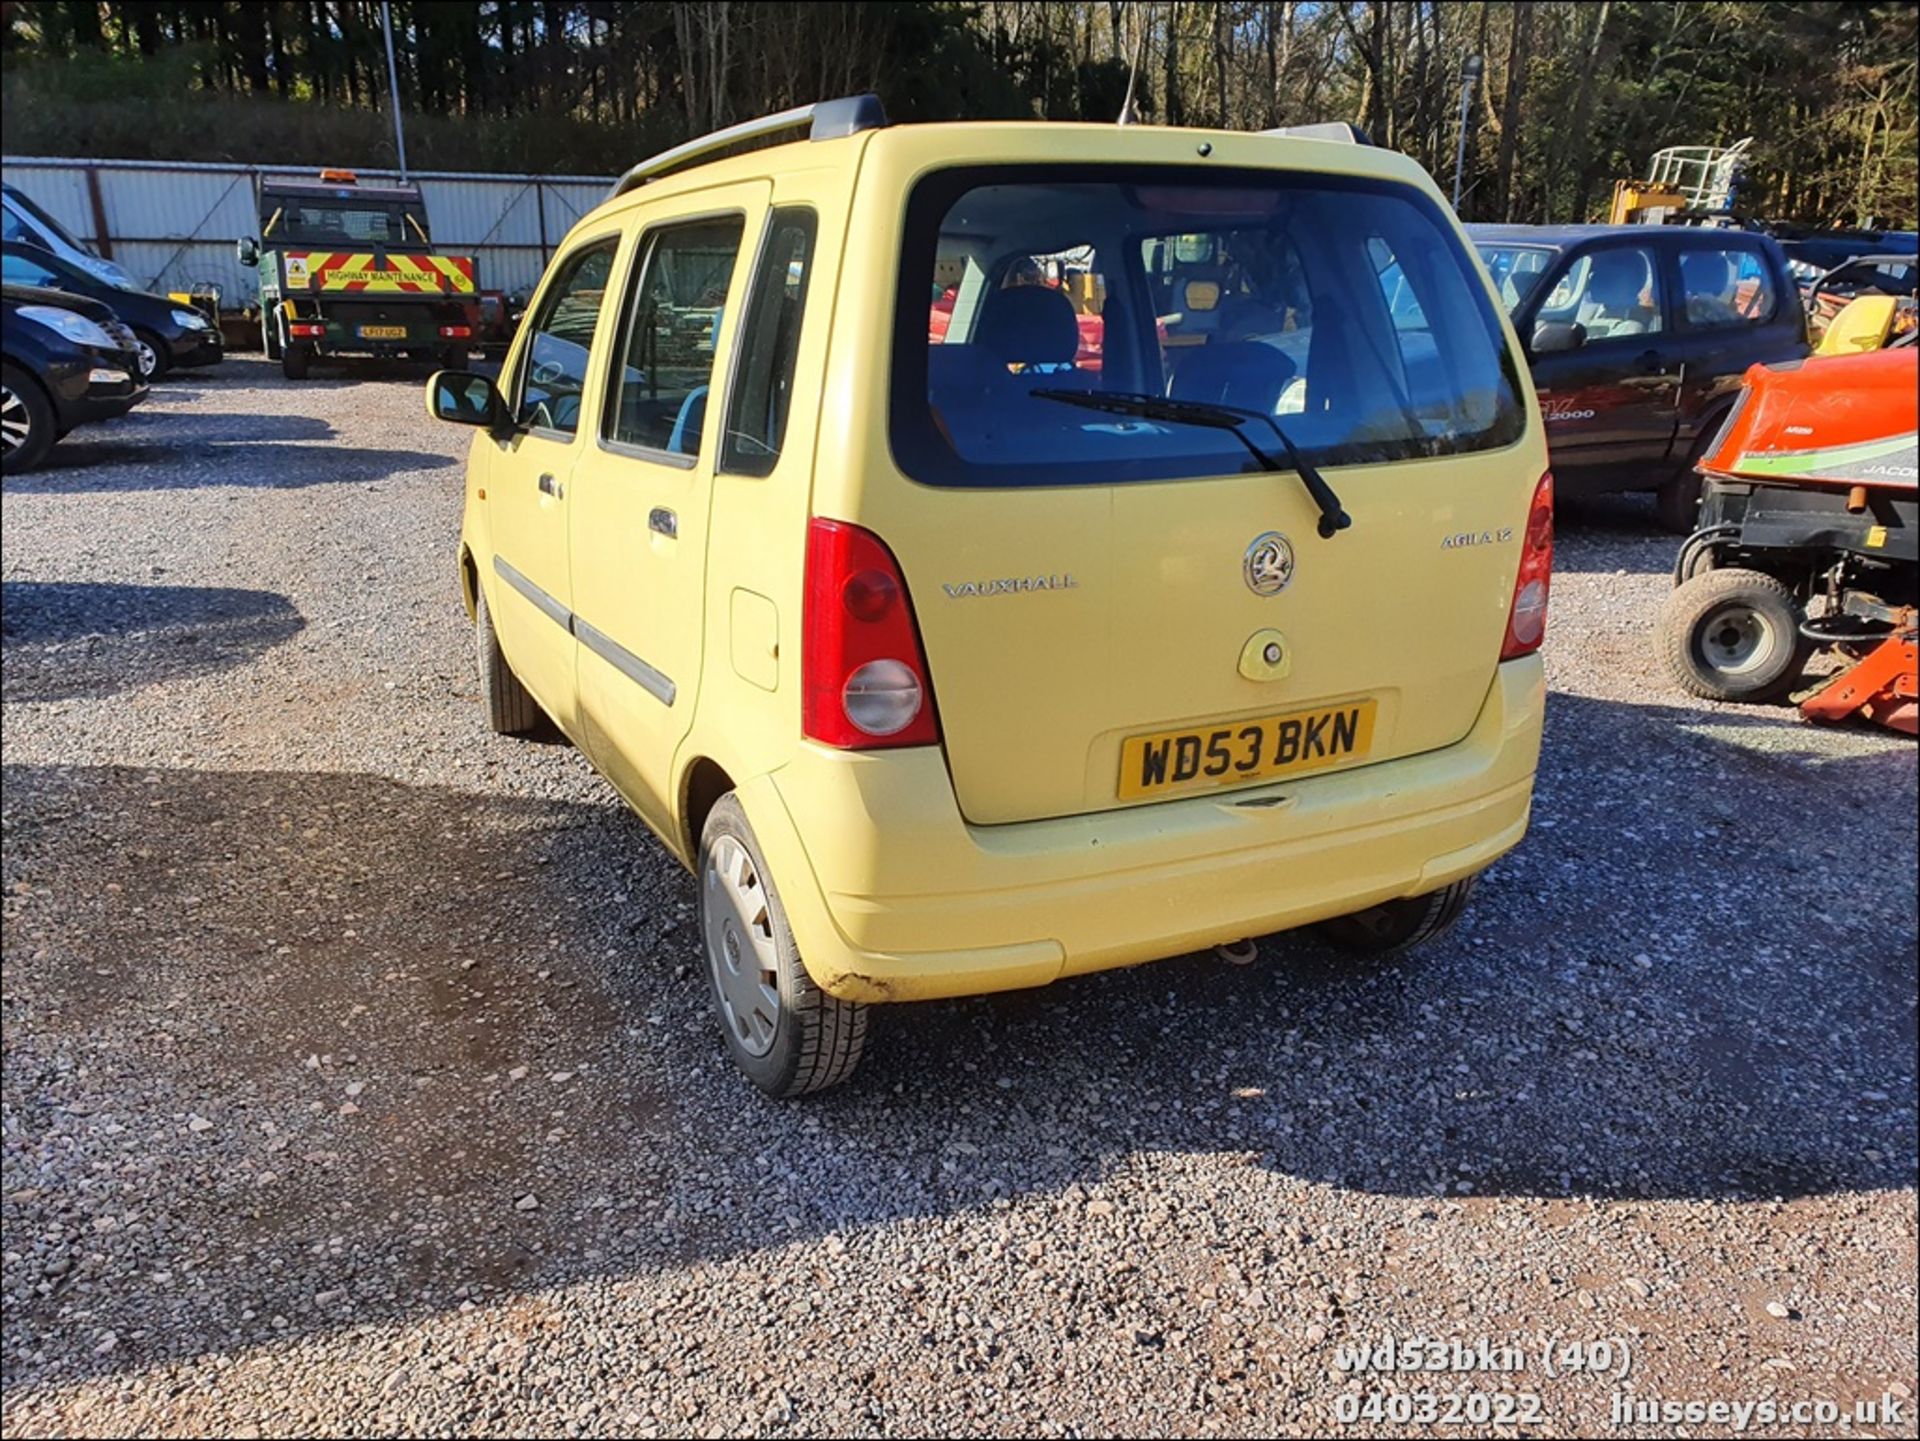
358,325 -> 407,339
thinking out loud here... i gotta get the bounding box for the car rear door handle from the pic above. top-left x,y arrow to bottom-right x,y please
537,472 -> 563,499
649,507 -> 677,538
1635,349 -> 1673,375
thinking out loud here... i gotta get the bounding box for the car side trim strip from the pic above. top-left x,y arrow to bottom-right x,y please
575,616 -> 677,707
493,554 -> 571,629
491,554 -> 676,707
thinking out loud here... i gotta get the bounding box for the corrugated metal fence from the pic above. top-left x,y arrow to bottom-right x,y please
1,156 -> 613,304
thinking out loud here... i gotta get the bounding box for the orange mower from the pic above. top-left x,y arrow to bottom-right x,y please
1658,341 -> 1917,734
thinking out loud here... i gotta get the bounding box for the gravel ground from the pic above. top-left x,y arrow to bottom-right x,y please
2,359 -> 1915,1438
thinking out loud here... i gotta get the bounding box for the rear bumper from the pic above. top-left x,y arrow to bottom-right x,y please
741,657 -> 1545,1003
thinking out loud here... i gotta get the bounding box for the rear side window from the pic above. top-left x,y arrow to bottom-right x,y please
721,208 -> 818,475
605,215 -> 746,460
515,239 -> 618,436
1678,245 -> 1777,327
891,166 -> 1524,489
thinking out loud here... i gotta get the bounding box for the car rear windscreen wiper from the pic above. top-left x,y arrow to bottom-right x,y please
1031,388 -> 1352,538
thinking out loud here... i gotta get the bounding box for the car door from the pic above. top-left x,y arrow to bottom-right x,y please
1522,240 -> 1681,488
568,183 -> 768,837
1665,239 -> 1802,451
483,234 -> 626,733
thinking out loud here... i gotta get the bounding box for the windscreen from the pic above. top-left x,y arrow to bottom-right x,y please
4,187 -> 90,253
892,166 -> 1525,488
1474,244 -> 1559,315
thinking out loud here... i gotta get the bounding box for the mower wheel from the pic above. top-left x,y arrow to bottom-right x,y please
1659,567 -> 1809,704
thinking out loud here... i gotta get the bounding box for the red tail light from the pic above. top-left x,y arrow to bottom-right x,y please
288,322 -> 326,338
1501,471 -> 1554,660
438,325 -> 472,339
803,518 -> 941,749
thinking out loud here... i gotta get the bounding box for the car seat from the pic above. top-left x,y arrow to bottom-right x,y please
974,284 -> 1082,373
1169,341 -> 1298,413
1577,251 -> 1657,338
1680,251 -> 1742,325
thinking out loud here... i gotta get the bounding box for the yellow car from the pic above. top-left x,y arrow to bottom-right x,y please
428,96 -> 1551,1097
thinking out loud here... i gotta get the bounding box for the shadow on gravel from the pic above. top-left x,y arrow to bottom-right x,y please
0,582 -> 305,701
1555,490 -> 1665,536
5,432 -> 452,492
0,690 -> 1912,1386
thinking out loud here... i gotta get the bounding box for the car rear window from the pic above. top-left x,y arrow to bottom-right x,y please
891,166 -> 1525,489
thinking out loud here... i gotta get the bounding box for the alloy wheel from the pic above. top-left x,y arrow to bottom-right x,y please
0,383 -> 29,457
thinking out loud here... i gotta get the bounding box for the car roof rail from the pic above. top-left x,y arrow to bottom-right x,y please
608,94 -> 888,200
1261,121 -> 1372,145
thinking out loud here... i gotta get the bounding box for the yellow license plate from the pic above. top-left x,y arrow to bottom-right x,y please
358,325 -> 407,339
1118,699 -> 1378,799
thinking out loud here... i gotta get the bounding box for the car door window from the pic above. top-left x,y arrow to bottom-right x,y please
1538,247 -> 1664,340
514,239 -> 618,437
604,215 -> 747,460
2,252 -> 62,288
721,208 -> 817,476
1678,245 -> 1777,327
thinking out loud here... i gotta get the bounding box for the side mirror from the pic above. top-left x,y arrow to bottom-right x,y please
236,237 -> 260,268
1532,320 -> 1587,354
427,369 -> 510,434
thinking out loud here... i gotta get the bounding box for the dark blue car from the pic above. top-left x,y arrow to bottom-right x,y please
1469,224 -> 1808,531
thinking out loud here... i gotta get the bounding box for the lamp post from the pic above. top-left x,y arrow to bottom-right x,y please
1452,54 -> 1484,212
380,0 -> 409,182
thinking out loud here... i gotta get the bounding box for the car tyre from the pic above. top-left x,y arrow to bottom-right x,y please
1,364 -> 57,474
131,328 -> 171,381
1654,468 -> 1702,534
1318,876 -> 1477,955
1658,567 -> 1809,703
699,794 -> 867,1098
439,343 -> 467,372
473,585 -> 544,736
281,342 -> 312,380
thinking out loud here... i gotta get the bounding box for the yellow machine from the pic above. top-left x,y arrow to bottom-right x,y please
1609,139 -> 1753,224
427,97 -> 1549,1094
1608,179 -> 1687,226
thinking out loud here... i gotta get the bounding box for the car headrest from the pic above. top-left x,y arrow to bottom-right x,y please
1587,251 -> 1651,309
975,284 -> 1081,367
1169,341 -> 1299,414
